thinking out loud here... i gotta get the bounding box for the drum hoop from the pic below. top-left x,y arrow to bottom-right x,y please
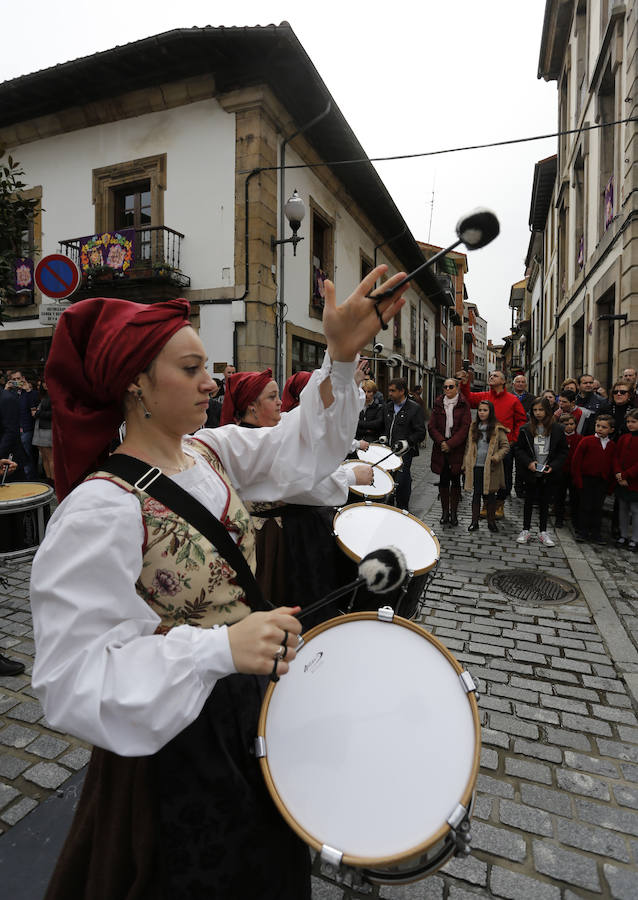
356,444 -> 402,472
340,463 -> 393,499
257,611 -> 481,869
332,502 -> 441,575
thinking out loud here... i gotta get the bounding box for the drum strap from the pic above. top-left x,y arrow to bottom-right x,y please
100,454 -> 273,613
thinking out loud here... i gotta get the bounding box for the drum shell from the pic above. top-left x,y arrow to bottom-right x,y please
0,483 -> 55,560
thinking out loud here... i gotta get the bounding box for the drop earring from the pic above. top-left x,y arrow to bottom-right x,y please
137,389 -> 152,419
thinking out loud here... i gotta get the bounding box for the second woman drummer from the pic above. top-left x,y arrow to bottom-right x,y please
428,378 -> 471,526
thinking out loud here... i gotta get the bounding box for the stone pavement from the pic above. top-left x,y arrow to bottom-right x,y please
2,453 -> 638,899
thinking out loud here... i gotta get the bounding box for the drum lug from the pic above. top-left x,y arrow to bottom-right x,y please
447,804 -> 473,857
377,605 -> 395,623
253,736 -> 266,758
460,670 -> 479,700
320,844 -> 343,873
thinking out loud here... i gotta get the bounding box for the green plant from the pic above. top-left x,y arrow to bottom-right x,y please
85,264 -> 116,278
0,151 -> 40,324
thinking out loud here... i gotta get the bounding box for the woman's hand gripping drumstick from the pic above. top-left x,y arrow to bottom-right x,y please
228,607 -> 302,677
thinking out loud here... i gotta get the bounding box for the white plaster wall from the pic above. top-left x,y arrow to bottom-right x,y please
11,98 -> 236,290
278,145 -> 436,370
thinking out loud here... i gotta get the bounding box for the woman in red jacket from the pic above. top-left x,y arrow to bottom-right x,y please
614,407 -> 638,551
428,378 -> 471,526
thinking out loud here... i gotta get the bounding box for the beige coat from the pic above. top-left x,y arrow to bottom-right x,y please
462,423 -> 510,494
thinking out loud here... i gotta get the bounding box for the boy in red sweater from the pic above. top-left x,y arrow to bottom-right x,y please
571,414 -> 616,543
614,408 -> 638,551
554,413 -> 583,529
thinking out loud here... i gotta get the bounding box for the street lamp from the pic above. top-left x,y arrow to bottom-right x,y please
271,190 -> 306,256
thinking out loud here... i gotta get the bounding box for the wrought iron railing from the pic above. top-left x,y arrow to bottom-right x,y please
59,225 -> 189,286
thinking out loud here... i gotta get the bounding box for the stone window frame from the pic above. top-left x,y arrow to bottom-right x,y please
92,154 -> 167,234
308,197 -> 335,321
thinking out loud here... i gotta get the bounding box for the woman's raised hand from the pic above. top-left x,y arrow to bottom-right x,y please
323,265 -> 407,362
227,607 -> 302,676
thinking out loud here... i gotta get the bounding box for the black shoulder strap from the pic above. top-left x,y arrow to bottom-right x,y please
100,454 -> 272,612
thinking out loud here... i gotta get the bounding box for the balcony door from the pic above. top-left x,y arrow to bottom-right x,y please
113,181 -> 152,261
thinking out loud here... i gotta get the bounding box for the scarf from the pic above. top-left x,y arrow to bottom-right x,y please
443,393 -> 459,439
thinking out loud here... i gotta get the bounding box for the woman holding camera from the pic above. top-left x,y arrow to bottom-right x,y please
514,396 -> 568,546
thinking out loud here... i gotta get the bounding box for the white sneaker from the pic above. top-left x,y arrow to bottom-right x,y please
517,530 -> 531,544
539,531 -> 555,546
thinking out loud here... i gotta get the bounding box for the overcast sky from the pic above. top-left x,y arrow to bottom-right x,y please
1,0 -> 557,341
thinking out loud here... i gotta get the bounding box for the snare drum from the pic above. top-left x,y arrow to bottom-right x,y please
333,502 -> 439,619
0,482 -> 55,561
340,461 -> 395,504
257,611 -> 480,885
356,443 -> 402,472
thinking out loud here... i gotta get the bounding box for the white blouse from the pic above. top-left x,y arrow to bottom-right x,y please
30,355 -> 358,756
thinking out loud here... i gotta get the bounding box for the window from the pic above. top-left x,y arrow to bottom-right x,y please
574,151 -> 585,272
410,305 -> 417,358
309,201 -> 334,317
423,318 -> 430,366
440,338 -> 448,368
360,252 -> 373,282
291,336 -> 326,372
598,62 -> 616,237
114,181 -> 152,260
92,154 -> 166,259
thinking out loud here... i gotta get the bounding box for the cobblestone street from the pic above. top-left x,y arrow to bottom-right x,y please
2,451 -> 638,899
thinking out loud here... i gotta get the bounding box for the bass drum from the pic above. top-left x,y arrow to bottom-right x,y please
333,502 -> 439,619
257,611 -> 480,885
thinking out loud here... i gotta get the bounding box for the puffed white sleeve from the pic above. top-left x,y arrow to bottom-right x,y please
30,482 -> 237,757
196,353 -> 359,501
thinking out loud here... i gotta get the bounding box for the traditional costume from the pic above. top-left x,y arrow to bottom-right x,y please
30,296 -> 360,900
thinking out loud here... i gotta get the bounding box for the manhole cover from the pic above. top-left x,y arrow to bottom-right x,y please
487,569 -> 580,605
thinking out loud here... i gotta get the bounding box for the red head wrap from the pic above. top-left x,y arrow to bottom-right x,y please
45,296 -> 191,501
280,371 -> 311,412
220,369 -> 273,425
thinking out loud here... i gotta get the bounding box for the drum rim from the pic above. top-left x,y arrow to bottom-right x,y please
0,481 -> 55,509
257,610 -> 481,869
332,502 -> 441,575
356,443 -> 402,472
339,462 -> 394,499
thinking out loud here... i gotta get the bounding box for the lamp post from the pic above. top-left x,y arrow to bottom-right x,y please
271,190 -> 306,256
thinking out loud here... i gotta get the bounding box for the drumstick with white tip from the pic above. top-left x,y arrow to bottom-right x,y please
368,441 -> 410,471
297,546 -> 408,623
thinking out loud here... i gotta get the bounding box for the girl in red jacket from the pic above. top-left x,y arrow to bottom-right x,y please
571,414 -> 616,543
614,408 -> 638,551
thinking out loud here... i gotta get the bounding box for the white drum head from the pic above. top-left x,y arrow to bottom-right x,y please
357,443 -> 402,472
341,462 -> 394,499
259,614 -> 480,866
333,503 -> 439,574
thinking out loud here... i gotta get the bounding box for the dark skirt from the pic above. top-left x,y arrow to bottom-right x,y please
44,674 -> 311,900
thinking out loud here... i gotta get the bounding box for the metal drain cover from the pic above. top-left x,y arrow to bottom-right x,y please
487,569 -> 580,605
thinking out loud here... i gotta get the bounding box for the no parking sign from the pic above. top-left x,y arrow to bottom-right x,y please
35,254 -> 81,300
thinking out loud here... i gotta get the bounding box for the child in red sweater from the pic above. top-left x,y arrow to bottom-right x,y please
554,413 -> 583,528
614,408 -> 638,551
571,414 -> 616,543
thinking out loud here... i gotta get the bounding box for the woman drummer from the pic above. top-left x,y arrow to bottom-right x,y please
30,267 -> 404,900
222,367 -> 372,625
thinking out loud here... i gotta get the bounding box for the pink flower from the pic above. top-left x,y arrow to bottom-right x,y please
143,498 -> 170,518
152,569 -> 181,596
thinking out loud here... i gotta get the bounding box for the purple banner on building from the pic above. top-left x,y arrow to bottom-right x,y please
14,257 -> 34,293
605,176 -> 614,230
79,229 -> 135,274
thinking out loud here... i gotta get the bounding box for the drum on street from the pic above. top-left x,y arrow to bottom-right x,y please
340,461 -> 395,505
356,443 -> 402,472
333,502 -> 439,618
257,611 -> 480,885
0,482 -> 55,561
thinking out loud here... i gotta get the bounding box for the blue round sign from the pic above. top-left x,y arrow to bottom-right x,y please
35,254 -> 80,300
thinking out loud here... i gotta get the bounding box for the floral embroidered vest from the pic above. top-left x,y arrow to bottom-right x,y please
86,439 -> 255,631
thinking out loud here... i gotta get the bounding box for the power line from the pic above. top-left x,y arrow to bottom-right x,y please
239,117 -> 638,174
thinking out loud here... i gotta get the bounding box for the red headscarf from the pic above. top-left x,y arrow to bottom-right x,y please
281,371 -> 311,412
46,296 -> 191,501
220,369 -> 273,425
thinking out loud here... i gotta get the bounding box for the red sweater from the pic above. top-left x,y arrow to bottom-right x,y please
563,432 -> 583,476
614,433 -> 638,492
460,384 -> 527,443
571,435 -> 616,489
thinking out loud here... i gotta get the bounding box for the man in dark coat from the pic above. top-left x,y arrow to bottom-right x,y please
575,374 -> 611,414
381,378 -> 426,510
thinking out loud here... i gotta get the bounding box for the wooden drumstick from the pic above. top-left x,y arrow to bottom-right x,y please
0,454 -> 13,488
